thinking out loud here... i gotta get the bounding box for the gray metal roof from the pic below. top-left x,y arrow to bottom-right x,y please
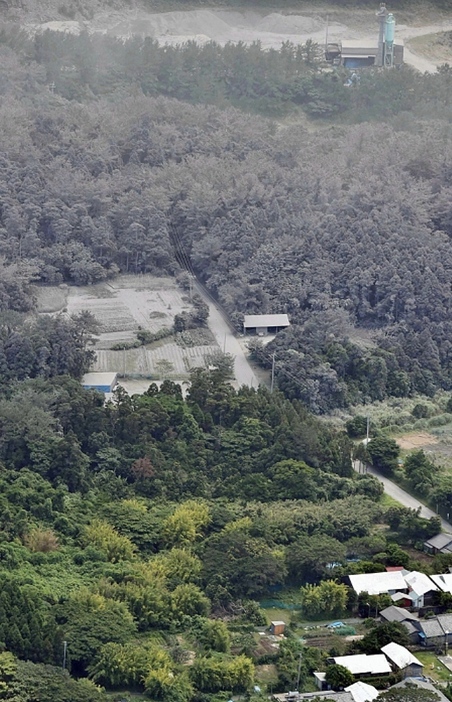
438,613 -> 452,633
419,619 -> 444,638
243,314 -> 290,328
402,621 -> 420,636
425,533 -> 452,550
380,605 -> 418,623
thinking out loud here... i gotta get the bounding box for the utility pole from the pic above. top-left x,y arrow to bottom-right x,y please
62,640 -> 67,670
296,650 -> 303,691
270,353 -> 276,393
366,416 -> 370,445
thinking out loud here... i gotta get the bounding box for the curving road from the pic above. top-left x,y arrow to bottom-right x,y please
354,460 -> 452,533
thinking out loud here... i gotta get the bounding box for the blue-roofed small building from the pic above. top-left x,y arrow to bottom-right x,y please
82,372 -> 118,394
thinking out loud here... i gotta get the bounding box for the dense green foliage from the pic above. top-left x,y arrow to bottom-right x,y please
0,370 -> 435,697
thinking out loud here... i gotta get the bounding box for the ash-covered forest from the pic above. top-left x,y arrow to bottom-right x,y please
2,28 -> 452,410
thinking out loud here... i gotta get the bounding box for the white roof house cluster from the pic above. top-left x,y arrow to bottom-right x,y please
348,569 -> 446,609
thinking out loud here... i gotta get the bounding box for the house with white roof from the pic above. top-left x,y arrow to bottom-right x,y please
403,570 -> 438,609
431,573 -> 452,594
381,642 -> 423,679
349,571 -> 407,596
332,654 -> 392,678
344,682 -> 379,702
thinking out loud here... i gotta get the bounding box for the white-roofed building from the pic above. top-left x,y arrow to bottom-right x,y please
403,570 -> 438,609
243,314 -> 290,335
431,573 -> 452,594
344,681 -> 379,702
381,642 -> 423,678
332,654 -> 392,677
82,372 -> 118,394
349,570 -> 407,596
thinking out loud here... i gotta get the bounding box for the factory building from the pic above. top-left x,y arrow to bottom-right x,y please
325,4 -> 403,69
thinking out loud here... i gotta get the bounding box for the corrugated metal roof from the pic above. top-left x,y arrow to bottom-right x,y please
438,613 -> 452,633
243,314 -> 290,328
345,682 -> 379,702
380,605 -> 418,623
431,573 -> 452,593
425,533 -> 452,550
333,654 -> 391,676
403,570 -> 438,598
381,642 -> 423,670
82,372 -> 118,386
349,571 -> 406,595
419,619 -> 444,638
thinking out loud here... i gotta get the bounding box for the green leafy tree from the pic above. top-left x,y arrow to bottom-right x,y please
287,534 -> 346,582
197,619 -> 230,653
83,520 -> 136,562
325,664 -> 354,690
367,435 -> 400,476
379,683 -> 440,702
357,621 -> 410,654
300,581 -> 348,618
58,591 -> 136,674
404,450 -> 438,492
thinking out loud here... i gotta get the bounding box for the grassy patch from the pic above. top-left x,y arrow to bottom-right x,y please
255,663 -> 279,687
259,608 -> 290,625
415,651 -> 452,683
379,493 -> 404,509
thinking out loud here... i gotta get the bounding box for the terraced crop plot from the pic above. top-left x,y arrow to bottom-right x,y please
36,275 -> 220,383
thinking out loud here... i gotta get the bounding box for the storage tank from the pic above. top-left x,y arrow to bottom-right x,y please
385,13 -> 395,43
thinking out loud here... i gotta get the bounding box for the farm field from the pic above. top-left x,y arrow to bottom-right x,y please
35,275 -> 221,382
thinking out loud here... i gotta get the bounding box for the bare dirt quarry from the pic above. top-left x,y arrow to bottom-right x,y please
28,6 -> 452,73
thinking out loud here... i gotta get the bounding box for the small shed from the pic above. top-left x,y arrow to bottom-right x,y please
424,533 -> 452,555
270,620 -> 286,635
243,314 -> 290,336
82,372 -> 118,394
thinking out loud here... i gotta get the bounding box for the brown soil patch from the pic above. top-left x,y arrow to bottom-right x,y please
396,432 -> 439,450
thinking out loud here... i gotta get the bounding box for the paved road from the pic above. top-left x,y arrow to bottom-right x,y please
198,287 -> 261,389
354,460 -> 452,533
